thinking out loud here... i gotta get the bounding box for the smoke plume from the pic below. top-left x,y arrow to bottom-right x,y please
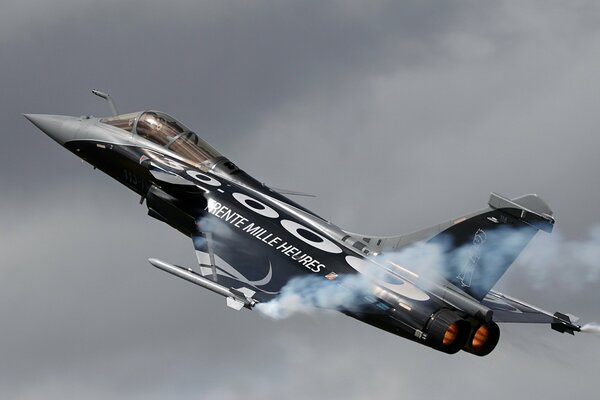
257,225 -> 600,320
580,323 -> 600,335
518,226 -> 600,290
255,274 -> 371,319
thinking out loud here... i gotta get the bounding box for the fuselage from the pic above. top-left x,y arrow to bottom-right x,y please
25,111 -> 500,356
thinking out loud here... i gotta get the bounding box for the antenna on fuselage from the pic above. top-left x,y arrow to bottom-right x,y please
91,89 -> 119,116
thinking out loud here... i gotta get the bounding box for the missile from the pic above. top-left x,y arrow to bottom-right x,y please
148,258 -> 258,310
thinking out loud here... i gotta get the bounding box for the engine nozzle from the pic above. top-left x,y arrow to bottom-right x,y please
463,321 -> 500,356
425,310 -> 471,354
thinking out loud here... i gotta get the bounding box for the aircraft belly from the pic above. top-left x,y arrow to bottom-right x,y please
194,196 -> 447,334
194,198 -> 357,297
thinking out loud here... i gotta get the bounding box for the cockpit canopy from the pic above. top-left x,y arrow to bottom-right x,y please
101,111 -> 222,167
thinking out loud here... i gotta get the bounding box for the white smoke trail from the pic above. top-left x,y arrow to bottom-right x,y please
380,225 -> 600,292
580,323 -> 600,335
255,274 -> 372,319
519,226 -> 600,290
257,225 -> 600,320
378,226 -> 537,294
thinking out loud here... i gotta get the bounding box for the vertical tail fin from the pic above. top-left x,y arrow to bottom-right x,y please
346,193 -> 554,300
426,193 -> 554,300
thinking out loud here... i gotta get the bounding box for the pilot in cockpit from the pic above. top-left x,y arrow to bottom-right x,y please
101,111 -> 224,168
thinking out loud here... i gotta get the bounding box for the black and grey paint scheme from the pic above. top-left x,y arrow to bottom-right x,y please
23,91 -> 582,356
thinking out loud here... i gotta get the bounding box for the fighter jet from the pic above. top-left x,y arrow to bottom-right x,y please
24,90 -> 582,356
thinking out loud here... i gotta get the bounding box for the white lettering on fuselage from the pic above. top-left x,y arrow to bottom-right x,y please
205,198 -> 326,273
206,199 -> 248,228
142,150 -> 333,275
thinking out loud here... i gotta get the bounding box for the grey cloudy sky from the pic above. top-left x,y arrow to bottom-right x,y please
2,1 -> 600,398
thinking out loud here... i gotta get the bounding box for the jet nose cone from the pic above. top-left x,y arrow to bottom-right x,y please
23,114 -> 80,145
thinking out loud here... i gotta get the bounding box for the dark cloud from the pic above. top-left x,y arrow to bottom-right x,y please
2,1 -> 600,398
